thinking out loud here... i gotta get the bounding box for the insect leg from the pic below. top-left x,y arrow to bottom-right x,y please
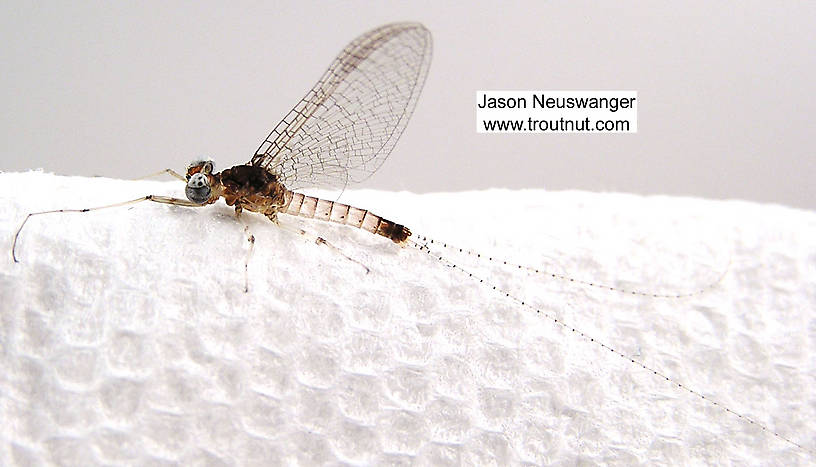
135,169 -> 187,182
272,218 -> 370,274
242,225 -> 255,293
232,206 -> 256,293
12,195 -> 204,262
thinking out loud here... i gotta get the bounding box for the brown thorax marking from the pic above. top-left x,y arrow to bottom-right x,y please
187,163 -> 289,217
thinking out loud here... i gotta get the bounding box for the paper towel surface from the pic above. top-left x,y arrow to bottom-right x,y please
1,172 -> 814,464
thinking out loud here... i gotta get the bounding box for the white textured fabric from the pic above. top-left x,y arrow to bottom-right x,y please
1,172 -> 814,465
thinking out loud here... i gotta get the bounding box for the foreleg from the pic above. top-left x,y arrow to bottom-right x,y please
136,169 -> 187,182
12,195 -> 203,262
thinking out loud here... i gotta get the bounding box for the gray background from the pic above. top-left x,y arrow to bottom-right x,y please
2,1 -> 814,210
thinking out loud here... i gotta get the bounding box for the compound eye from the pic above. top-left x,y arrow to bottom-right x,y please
185,173 -> 211,204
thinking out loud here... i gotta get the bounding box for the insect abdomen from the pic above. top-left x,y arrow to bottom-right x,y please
285,192 -> 411,244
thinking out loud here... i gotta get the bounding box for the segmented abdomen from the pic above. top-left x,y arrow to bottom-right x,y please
283,191 -> 411,244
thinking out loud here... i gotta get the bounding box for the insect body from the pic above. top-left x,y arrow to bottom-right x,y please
184,161 -> 411,244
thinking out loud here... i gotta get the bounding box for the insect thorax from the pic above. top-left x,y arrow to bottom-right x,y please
217,165 -> 289,214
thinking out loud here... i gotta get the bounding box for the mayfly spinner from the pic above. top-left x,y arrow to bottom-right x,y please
13,22 -> 429,263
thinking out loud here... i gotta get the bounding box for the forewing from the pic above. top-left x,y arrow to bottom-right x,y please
250,23 -> 431,190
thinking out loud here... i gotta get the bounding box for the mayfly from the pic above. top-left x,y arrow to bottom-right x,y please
9,22 -> 810,456
12,22 -> 428,264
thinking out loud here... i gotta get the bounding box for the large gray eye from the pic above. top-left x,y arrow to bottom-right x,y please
185,173 -> 211,204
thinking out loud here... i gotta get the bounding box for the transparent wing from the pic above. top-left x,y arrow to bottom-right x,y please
250,22 -> 432,190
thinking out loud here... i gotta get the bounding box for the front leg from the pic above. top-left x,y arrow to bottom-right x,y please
12,194 -> 205,262
136,168 -> 187,182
